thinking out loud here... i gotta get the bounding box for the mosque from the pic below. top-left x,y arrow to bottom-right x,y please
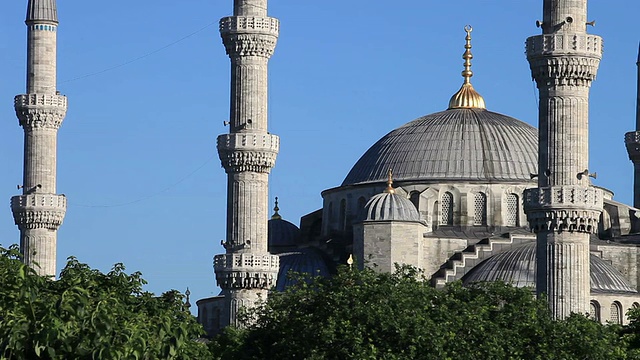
11,0 -> 640,338
194,0 -> 640,336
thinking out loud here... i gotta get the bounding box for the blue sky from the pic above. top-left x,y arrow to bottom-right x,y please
0,1 -> 638,310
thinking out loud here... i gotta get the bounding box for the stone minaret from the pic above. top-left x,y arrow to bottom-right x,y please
11,0 -> 67,277
625,45 -> 640,208
214,0 -> 280,327
524,0 -> 603,319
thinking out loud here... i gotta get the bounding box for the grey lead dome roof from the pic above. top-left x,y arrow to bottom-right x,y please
342,108 -> 538,186
462,243 -> 638,294
364,192 -> 421,222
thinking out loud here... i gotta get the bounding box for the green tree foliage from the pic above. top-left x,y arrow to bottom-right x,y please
0,245 -> 211,360
212,265 -> 631,360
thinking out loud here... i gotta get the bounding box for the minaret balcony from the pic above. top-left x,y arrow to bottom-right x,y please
14,94 -> 67,130
526,33 -> 603,58
524,186 -> 602,233
526,34 -> 602,86
214,253 -> 279,290
11,193 -> 67,230
217,133 -> 279,173
220,16 -> 279,36
625,131 -> 640,162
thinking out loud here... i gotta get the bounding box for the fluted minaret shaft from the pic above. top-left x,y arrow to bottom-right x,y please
214,0 -> 280,328
11,0 -> 67,277
524,0 -> 603,319
625,46 -> 640,208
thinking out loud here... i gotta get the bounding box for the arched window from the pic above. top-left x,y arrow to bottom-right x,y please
440,192 -> 453,226
590,300 -> 601,322
474,192 -> 487,226
610,301 -> 622,324
633,302 -> 639,309
357,196 -> 367,221
339,199 -> 347,231
327,201 -> 334,231
410,191 -> 421,211
506,194 -> 519,227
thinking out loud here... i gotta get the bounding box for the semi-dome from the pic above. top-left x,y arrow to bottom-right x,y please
462,243 -> 638,294
276,248 -> 330,292
343,108 -> 538,185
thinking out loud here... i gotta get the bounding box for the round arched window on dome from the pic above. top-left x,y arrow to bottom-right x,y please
474,192 -> 487,226
441,192 -> 454,226
506,194 -> 519,227
590,300 -> 601,322
610,301 -> 622,324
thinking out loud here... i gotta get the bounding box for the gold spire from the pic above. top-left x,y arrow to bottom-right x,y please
448,25 -> 486,110
384,169 -> 396,194
271,197 -> 282,220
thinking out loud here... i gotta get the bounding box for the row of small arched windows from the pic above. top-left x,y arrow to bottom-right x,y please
437,191 -> 520,227
590,300 -> 638,324
328,191 -> 521,231
31,24 -> 57,32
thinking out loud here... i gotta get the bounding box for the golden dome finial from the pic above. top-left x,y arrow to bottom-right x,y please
271,197 -> 282,220
384,169 -> 396,194
448,25 -> 486,110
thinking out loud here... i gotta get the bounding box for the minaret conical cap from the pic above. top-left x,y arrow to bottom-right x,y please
26,0 -> 58,24
448,25 -> 486,110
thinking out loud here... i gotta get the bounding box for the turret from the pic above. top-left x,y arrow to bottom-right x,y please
524,0 -> 603,318
11,0 -> 68,277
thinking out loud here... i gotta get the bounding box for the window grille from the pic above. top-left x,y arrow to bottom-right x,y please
441,192 -> 453,225
610,302 -> 622,324
506,194 -> 519,226
474,193 -> 487,225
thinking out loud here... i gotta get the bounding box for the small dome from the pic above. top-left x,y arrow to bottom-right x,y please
365,192 -> 420,222
462,243 -> 638,294
276,248 -> 330,291
268,217 -> 300,251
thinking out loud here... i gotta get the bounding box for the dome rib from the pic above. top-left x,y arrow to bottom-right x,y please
364,192 -> 421,222
26,0 -> 58,23
342,109 -> 538,186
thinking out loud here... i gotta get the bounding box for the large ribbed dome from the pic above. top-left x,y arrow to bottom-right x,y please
462,243 -> 638,294
342,108 -> 538,185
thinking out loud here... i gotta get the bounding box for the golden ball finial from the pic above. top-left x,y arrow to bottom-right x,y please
271,197 -> 282,220
448,25 -> 486,110
384,169 -> 396,194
